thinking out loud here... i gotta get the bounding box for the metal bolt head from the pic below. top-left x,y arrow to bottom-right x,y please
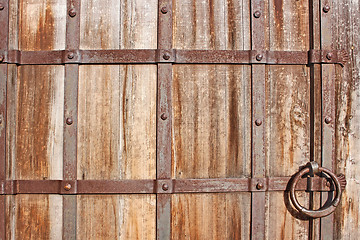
162,184 -> 169,191
67,52 -> 75,59
160,113 -> 168,120
66,117 -> 73,125
325,116 -> 332,124
323,5 -> 330,13
255,119 -> 262,126
326,52 -> 333,60
256,54 -> 263,61
68,8 -> 76,17
161,6 -> 168,14
256,183 -> 264,190
253,11 -> 261,18
0,4 -> 4,10
64,183 -> 72,191
163,53 -> 171,60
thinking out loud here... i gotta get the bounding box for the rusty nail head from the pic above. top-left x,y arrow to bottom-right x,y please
163,53 -> 170,60
64,183 -> 72,191
161,113 -> 168,120
325,116 -> 332,124
162,184 -> 169,191
256,54 -> 263,61
326,52 -> 333,60
323,5 -> 330,13
255,119 -> 262,126
161,7 -> 168,14
256,183 -> 264,190
68,8 -> 76,17
253,10 -> 261,18
67,52 -> 75,59
66,117 -> 73,125
0,4 -> 4,10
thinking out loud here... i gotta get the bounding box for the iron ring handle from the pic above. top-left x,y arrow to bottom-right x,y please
289,165 -> 342,218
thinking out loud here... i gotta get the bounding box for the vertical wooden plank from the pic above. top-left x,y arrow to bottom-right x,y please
265,0 -> 311,239
332,0 -> 360,239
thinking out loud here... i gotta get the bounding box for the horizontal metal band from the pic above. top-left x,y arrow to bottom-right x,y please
0,49 -> 349,66
0,177 -> 337,195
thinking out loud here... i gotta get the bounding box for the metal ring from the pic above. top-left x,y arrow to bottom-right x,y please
289,165 -> 342,218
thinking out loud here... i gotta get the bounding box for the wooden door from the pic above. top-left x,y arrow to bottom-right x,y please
0,0 -> 359,239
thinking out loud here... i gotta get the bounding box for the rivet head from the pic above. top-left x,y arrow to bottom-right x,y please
326,52 -> 333,60
323,5 -> 330,13
255,119 -> 262,126
66,117 -> 73,125
325,116 -> 332,124
253,11 -> 261,18
0,4 -> 4,10
64,183 -> 72,191
162,184 -> 169,191
256,183 -> 264,190
67,52 -> 75,59
160,113 -> 168,120
68,8 -> 76,17
161,7 -> 168,14
256,54 -> 263,61
163,53 -> 171,60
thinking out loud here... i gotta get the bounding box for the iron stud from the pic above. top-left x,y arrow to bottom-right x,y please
253,11 -> 261,18
67,52 -> 75,59
161,7 -> 168,14
326,52 -> 333,60
256,54 -> 263,61
68,8 -> 76,17
0,4 -> 4,10
323,5 -> 330,13
255,119 -> 262,126
66,117 -> 73,125
161,113 -> 168,120
256,183 -> 264,190
163,53 -> 170,60
162,184 -> 169,191
325,116 -> 332,124
64,183 -> 72,191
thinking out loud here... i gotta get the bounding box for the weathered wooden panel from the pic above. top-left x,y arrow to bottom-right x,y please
171,193 -> 251,240
80,0 -> 157,50
18,0 -> 66,50
6,195 -> 62,240
77,195 -> 156,240
77,65 -> 156,180
172,64 -> 251,179
333,0 -> 360,239
265,0 -> 311,239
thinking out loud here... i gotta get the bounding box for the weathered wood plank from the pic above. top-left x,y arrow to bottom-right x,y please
171,193 -> 251,240
19,0 -> 66,50
80,0 -> 157,50
77,195 -> 156,240
265,0 -> 311,239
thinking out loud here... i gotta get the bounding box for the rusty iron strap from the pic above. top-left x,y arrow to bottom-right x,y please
0,177 -> 340,195
0,49 -> 349,66
0,0 -> 9,239
63,1 -> 81,240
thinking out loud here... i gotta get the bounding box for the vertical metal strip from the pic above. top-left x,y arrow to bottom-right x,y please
157,0 -> 173,239
320,0 -> 335,238
63,0 -> 80,239
0,1 -> 9,239
250,0 -> 266,239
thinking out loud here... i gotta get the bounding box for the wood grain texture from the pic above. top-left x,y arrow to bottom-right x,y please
173,0 -> 251,50
172,64 -> 251,179
265,0 -> 311,239
77,195 -> 156,240
18,0 -> 66,50
80,0 -> 157,50
171,193 -> 251,240
77,65 -> 156,180
332,0 -> 360,239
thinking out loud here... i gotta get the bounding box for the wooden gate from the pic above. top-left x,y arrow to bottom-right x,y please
0,0 -> 359,239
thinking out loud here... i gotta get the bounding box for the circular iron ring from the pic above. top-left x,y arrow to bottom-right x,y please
289,166 -> 342,218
